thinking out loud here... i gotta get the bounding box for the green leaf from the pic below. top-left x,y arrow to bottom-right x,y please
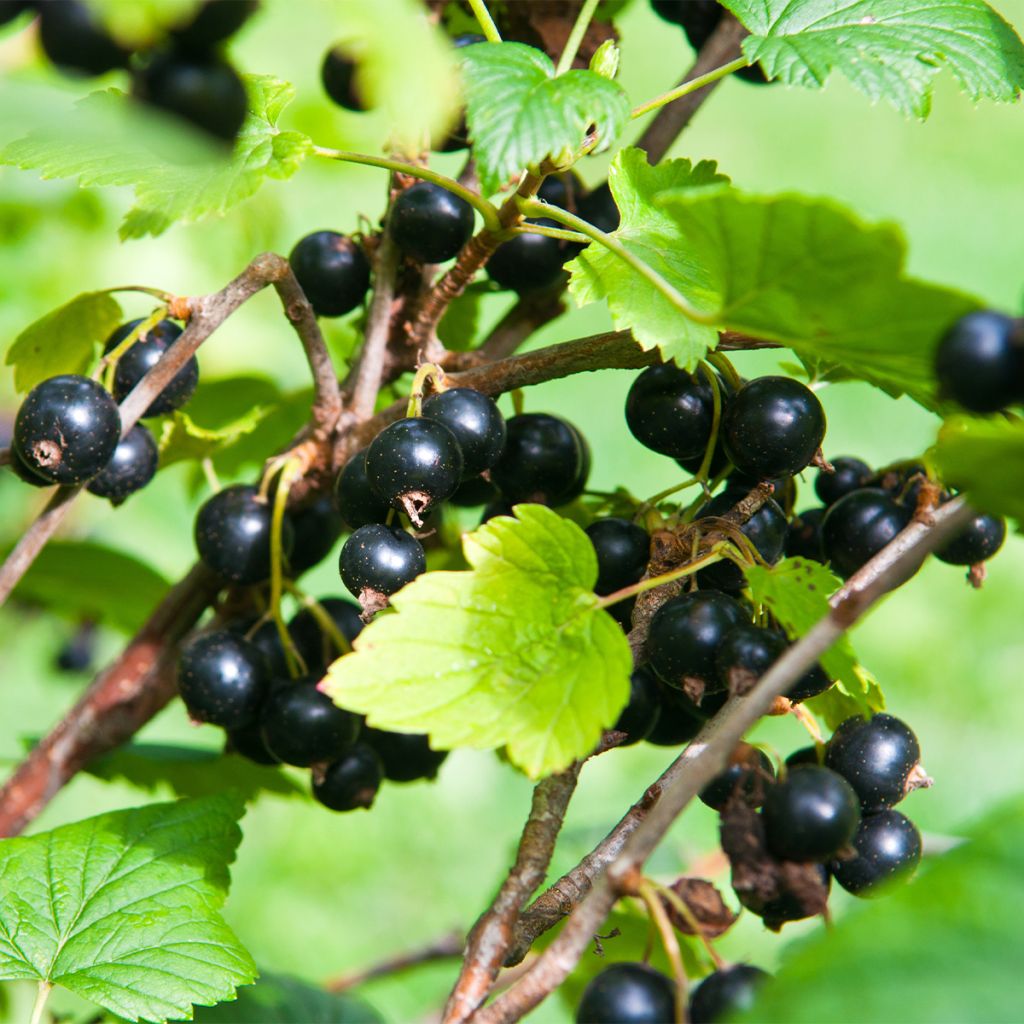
323,505 -> 632,778
933,416 -> 1024,528
157,407 -> 273,469
737,796 -> 1024,1023
745,558 -> 884,722
8,541 -> 170,634
461,42 -> 630,195
5,291 -> 122,393
0,795 -> 256,1022
86,0 -> 202,47
722,0 -> 1024,118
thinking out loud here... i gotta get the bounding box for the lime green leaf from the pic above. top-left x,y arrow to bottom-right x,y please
324,505 -> 632,778
5,291 -> 122,393
157,406 -> 273,468
8,541 -> 169,634
86,0 -> 201,47
0,795 -> 256,1022
738,796 -> 1024,1024
462,42 -> 630,195
933,416 -> 1024,528
722,0 -> 1024,118
745,558 -> 884,721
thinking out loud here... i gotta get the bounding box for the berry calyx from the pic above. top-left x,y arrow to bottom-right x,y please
104,318 -> 198,418
935,512 -> 1006,565
785,507 -> 826,561
575,962 -> 676,1024
688,965 -> 769,1024
934,310 -> 1024,412
487,219 -> 567,293
830,809 -> 922,896
625,363 -> 718,460
260,679 -> 360,767
340,524 -> 426,599
613,666 -> 662,746
14,374 -> 121,485
364,728 -> 448,783
321,45 -> 366,111
287,495 -> 344,576
39,0 -> 130,76
815,456 -> 872,507
722,376 -> 826,479
390,182 -> 475,264
491,413 -> 588,506
313,744 -> 384,812
177,630 -> 270,729
821,488 -> 911,579
288,597 -> 363,674
422,388 -> 507,476
585,517 -> 650,596
695,490 -> 787,591
700,743 -> 775,810
86,424 -> 159,505
762,764 -> 861,862
334,448 -> 391,529
289,230 -> 371,318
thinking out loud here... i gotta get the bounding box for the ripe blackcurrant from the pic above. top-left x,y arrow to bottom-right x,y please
830,809 -> 922,896
613,666 -> 662,746
364,728 -> 448,782
8,449 -> 53,488
815,456 -> 872,507
227,616 -> 289,679
14,374 -> 121,485
288,597 -> 363,673
104,318 -> 198,417
762,764 -> 860,861
536,173 -> 582,211
585,517 -> 650,596
321,45 -> 366,111
390,182 -> 475,264
575,962 -> 676,1024
287,495 -> 344,576
289,230 -> 371,318
449,476 -> 498,508
647,591 -> 748,691
38,0 -> 130,76
646,685 -> 708,745
825,713 -> 922,811
178,630 -> 270,729
786,745 -> 821,768
785,507 -> 826,561
171,0 -> 258,51
313,744 -> 384,812
700,743 -> 775,810
490,413 -> 588,505
695,490 -> 787,591
260,679 -> 360,767
422,388 -> 506,476
625,363 -> 718,460
340,524 -> 426,598
689,965 -> 769,1024
365,417 -> 464,523
821,488 -> 911,579
86,424 -> 158,504
935,513 -> 1006,565
935,310 -> 1024,412
714,623 -> 831,702
225,722 -> 279,765
578,183 -> 620,234
334,448 -> 391,529
487,220 -> 567,292
194,484 -> 293,585
133,52 -> 248,145
722,376 -> 826,479
55,622 -> 97,674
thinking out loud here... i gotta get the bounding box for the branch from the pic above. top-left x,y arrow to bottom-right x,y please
477,498 -> 975,1022
325,931 -> 465,994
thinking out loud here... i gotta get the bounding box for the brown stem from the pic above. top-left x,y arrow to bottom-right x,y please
325,931 -> 465,994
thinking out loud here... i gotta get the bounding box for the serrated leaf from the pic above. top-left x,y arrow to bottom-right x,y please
157,406 -> 272,468
5,291 -> 122,393
722,0 -> 1024,118
323,505 -> 632,778
0,795 -> 256,1022
933,416 -> 1024,528
745,558 -> 884,720
462,42 -> 630,195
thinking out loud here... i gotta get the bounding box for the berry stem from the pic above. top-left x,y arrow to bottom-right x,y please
105,284 -> 176,302
29,981 -> 52,1024
466,0 -> 502,43
637,880 -> 689,1021
555,0 -> 601,76
269,457 -> 307,679
696,362 -> 723,483
406,362 -> 447,417
706,351 -> 741,392
502,223 -> 589,245
200,458 -> 221,494
790,702 -> 826,747
630,56 -> 750,119
98,307 -> 168,392
283,581 -> 353,658
596,547 -> 727,608
634,477 -> 703,520
653,881 -> 725,970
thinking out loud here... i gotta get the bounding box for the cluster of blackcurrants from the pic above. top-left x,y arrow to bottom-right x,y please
9,317 -> 198,502
0,0 -> 257,144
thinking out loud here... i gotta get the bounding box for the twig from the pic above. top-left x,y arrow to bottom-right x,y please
325,931 -> 465,993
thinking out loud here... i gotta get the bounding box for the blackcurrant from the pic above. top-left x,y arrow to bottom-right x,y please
178,630 -> 270,729
714,623 -> 830,701
490,413 -> 587,505
289,231 -> 371,318
578,182 -> 620,234
625,363 -> 717,459
365,417 -> 464,523
585,517 -> 650,596
133,52 -> 248,145
8,449 -> 53,488
786,745 -> 821,768
646,682 -> 708,746
171,0 -> 258,51
86,424 -> 159,504
313,744 -> 384,812
934,310 -> 1024,412
785,507 -> 826,562
935,513 -> 1006,565
695,490 -> 787,591
608,594 -> 636,632
762,764 -> 860,861
487,220 -> 566,292
647,591 -> 748,691
821,488 -> 911,579
287,494 -> 344,575
689,965 -> 769,1024
824,713 -> 922,811
536,173 -> 582,211
194,484 -> 293,585
575,962 -> 676,1024
390,182 -> 475,264
104,318 -> 198,418
288,597 -> 363,673
38,0 -> 130,76
722,376 -> 826,479
830,809 -> 922,896
449,476 -> 498,508
700,743 -> 775,810
225,721 -> 279,765
815,456 -> 872,507
321,46 -> 365,111
334,448 -> 391,529
422,388 -> 506,476
613,666 -> 662,746
340,524 -> 426,598
14,374 -> 121,485
227,616 -> 289,679
260,679 -> 360,767
55,622 -> 97,674
364,728 -> 448,782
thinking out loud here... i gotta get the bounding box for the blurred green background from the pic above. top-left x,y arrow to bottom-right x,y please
2,1 -> 1024,1021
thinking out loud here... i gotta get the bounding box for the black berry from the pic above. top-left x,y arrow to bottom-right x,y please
178,630 -> 270,729
39,0 -> 130,76
449,476 -> 499,508
171,0 -> 258,51
55,622 -> 97,674
287,495 -> 344,576
288,597 -> 363,673
646,683 -> 707,746
321,45 -> 366,110
226,617 -> 290,680
194,484 -> 293,585
762,764 -> 861,861
364,728 -> 447,782
536,173 -> 582,211
491,413 -> 588,506
334,448 -> 391,529
487,219 -> 566,292
700,743 -> 775,810
935,310 -> 1024,412
722,376 -> 826,479
824,713 -> 922,811
575,962 -> 676,1024
714,623 -> 831,702
390,182 -> 475,264
14,374 -> 121,485
695,490 -> 787,591
830,809 -> 922,896
625,363 -> 717,460
821,488 -> 911,579
815,456 -> 872,507
340,524 -> 426,598
578,182 -> 620,234
613,666 -> 662,746
586,517 -> 650,596
260,679 -> 360,767
86,424 -> 158,504
313,744 -> 384,812
422,388 -> 506,476
689,965 -> 769,1024
786,745 -> 821,768
225,722 -> 279,765
785,507 -> 826,561
289,230 -> 371,318
8,449 -> 53,488
104,318 -> 198,418
935,513 -> 1006,565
